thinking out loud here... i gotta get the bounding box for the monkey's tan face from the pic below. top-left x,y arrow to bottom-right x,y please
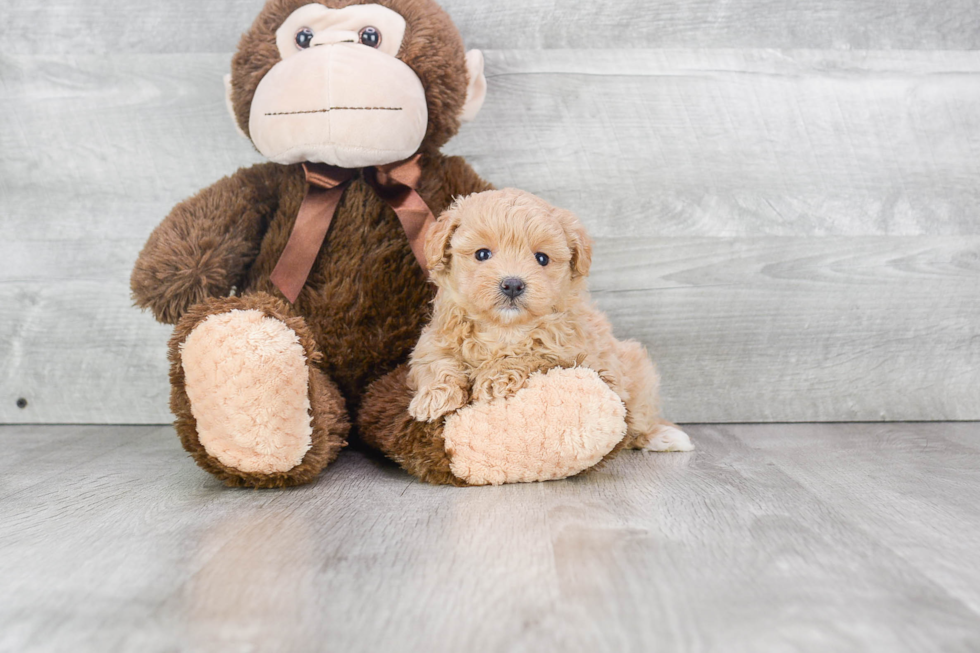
249,4 -> 428,168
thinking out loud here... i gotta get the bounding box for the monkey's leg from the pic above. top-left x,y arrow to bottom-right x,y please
169,294 -> 349,488
357,365 -> 466,486
359,365 -> 628,486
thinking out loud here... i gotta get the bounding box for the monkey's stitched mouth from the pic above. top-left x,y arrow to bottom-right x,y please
265,106 -> 403,116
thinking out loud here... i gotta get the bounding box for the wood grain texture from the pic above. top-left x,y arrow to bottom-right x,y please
5,50 -> 980,243
737,423 -> 980,616
591,236 -> 980,423
2,423 -> 980,652
456,49 -> 980,238
2,0 -> 980,54
3,236 -> 977,424
2,48 -> 979,423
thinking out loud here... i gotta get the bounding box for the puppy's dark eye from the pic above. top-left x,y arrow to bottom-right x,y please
359,26 -> 381,48
535,252 -> 550,266
295,28 -> 314,49
475,249 -> 492,262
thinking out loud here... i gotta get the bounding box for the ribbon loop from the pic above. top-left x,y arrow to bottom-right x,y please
270,157 -> 436,304
373,154 -> 423,189
303,162 -> 355,190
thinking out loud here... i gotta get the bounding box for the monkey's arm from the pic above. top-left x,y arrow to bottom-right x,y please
131,163 -> 284,324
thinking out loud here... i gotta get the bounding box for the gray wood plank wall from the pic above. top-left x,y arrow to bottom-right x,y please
1,1 -> 978,424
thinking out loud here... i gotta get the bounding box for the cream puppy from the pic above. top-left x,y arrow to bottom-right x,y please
407,188 -> 692,452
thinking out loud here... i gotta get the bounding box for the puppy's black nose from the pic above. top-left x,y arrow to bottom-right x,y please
500,277 -> 526,299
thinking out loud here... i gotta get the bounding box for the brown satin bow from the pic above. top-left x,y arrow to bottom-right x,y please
270,154 -> 436,303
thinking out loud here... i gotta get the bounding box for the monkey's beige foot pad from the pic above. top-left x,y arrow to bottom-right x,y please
180,309 -> 313,475
442,368 -> 627,486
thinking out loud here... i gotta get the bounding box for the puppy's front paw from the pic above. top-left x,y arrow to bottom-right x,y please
409,383 -> 468,422
472,371 -> 530,402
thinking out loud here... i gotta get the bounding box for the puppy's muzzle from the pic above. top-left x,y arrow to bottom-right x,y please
499,277 -> 526,299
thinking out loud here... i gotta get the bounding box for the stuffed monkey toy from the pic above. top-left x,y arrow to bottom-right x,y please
132,0 -> 626,488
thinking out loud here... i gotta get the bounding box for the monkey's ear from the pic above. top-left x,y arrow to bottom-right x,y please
223,73 -> 249,139
425,208 -> 462,275
561,210 -> 593,278
459,50 -> 487,123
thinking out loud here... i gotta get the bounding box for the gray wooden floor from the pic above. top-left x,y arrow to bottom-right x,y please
2,423 -> 980,652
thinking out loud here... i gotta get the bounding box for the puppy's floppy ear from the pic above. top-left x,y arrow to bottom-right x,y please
424,205 -> 463,274
558,209 -> 593,278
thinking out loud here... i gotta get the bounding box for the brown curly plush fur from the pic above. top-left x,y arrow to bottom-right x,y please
134,156 -> 490,407
132,0 -> 492,487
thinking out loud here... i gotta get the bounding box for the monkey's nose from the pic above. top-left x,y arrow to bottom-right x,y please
500,277 -> 526,299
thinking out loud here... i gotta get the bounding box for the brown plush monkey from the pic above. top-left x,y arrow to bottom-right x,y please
133,0 -> 626,488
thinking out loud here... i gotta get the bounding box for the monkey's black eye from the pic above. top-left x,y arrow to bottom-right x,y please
475,249 -> 492,262
359,26 -> 381,48
535,252 -> 550,266
295,28 -> 314,49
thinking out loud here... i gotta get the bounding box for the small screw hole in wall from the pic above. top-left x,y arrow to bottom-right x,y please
16,398 -> 28,409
